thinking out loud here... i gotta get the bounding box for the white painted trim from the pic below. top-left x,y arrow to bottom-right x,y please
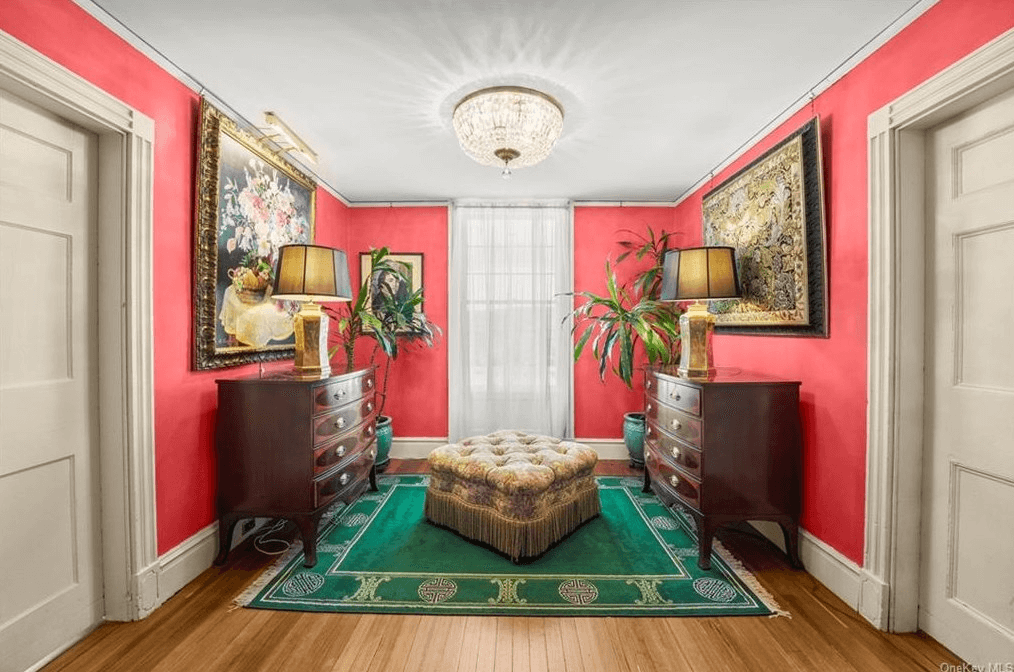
350,201 -> 450,208
866,26 -> 1014,632
572,201 -> 676,207
575,439 -> 629,461
673,0 -> 940,208
750,522 -> 886,619
389,437 -> 449,459
153,518 -> 270,608
155,523 -> 218,604
0,31 -> 157,624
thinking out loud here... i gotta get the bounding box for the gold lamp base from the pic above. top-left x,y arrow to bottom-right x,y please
292,302 -> 331,379
677,301 -> 716,379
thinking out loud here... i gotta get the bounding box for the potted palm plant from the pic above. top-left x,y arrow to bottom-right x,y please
570,227 -> 681,466
324,247 -> 441,470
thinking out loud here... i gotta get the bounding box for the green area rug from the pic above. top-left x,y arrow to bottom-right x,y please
238,475 -> 784,617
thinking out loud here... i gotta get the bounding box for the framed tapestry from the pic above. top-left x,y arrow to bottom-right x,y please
702,117 -> 828,336
359,252 -> 423,334
193,99 -> 316,370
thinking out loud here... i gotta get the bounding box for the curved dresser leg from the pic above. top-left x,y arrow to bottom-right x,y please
697,518 -> 717,571
780,518 -> 803,569
214,514 -> 240,566
294,515 -> 319,568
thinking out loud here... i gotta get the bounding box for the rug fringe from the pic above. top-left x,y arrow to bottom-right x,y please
424,484 -> 601,561
712,538 -> 791,618
230,541 -> 304,610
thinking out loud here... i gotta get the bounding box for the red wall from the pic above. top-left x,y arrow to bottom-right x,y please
572,207 -> 678,437
0,0 -> 351,553
670,0 -> 1014,563
345,207 -> 449,438
5,0 -> 1012,565
339,205 -> 683,441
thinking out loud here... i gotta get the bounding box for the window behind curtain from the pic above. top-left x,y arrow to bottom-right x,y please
448,203 -> 572,440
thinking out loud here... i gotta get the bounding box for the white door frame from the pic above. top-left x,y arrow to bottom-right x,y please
865,26 -> 1014,631
0,31 -> 158,620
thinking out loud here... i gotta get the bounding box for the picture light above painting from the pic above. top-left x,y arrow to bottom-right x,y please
702,117 -> 828,337
193,99 -> 318,370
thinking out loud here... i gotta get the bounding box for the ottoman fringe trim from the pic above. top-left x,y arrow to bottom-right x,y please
425,486 -> 601,561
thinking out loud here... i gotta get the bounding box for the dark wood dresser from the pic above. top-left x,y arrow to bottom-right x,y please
643,367 -> 803,570
214,367 -> 378,568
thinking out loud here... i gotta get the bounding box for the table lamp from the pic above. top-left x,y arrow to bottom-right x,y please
271,244 -> 352,378
659,246 -> 741,378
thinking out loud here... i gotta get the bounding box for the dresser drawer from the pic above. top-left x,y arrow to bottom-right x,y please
313,370 -> 376,415
645,426 -> 701,479
315,448 -> 374,508
646,446 -> 701,512
650,376 -> 701,417
646,402 -> 701,447
313,397 -> 376,446
312,421 -> 376,477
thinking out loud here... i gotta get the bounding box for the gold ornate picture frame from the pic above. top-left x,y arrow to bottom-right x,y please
193,99 -> 316,370
702,117 -> 828,336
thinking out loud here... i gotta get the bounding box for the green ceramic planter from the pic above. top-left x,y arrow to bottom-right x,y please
623,412 -> 646,468
375,415 -> 392,472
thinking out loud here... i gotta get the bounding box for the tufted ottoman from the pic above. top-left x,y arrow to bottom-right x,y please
425,430 -> 600,561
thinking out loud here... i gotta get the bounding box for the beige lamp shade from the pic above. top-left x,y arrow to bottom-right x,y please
271,244 -> 352,302
659,246 -> 740,301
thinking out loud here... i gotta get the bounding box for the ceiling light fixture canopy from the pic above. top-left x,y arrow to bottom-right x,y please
452,86 -> 564,179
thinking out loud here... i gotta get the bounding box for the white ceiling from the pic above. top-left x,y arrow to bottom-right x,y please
82,0 -> 930,203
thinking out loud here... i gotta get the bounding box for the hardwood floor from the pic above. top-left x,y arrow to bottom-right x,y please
43,459 -> 961,672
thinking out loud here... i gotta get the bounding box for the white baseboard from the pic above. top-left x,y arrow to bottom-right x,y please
575,438 -> 628,460
388,437 -> 447,459
750,521 -> 877,622
389,437 -> 629,461
154,522 -> 218,609
148,517 -> 265,615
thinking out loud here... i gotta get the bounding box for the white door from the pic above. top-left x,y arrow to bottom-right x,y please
0,90 -> 101,671
922,85 -> 1014,664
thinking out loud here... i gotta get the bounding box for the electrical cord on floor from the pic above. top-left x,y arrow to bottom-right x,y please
252,519 -> 292,555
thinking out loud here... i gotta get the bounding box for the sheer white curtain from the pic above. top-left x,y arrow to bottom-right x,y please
449,203 -> 572,440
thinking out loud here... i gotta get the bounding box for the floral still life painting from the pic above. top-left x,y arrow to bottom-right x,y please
194,100 -> 316,370
701,117 -> 828,336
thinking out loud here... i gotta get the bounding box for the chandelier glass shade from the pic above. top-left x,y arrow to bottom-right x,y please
452,86 -> 564,174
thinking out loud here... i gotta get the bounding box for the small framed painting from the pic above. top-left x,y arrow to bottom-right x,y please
193,99 -> 316,370
359,252 -> 424,333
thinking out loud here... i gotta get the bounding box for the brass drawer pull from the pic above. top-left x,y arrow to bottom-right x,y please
339,473 -> 350,486
333,388 -> 347,401
672,446 -> 680,459
334,417 -> 346,429
335,446 -> 346,458
670,390 -> 681,401
646,403 -> 653,413
645,379 -> 652,389
366,378 -> 374,388
669,475 -> 679,488
671,418 -> 681,431
366,425 -> 374,436
367,401 -> 374,412
369,448 -> 376,459
646,426 -> 653,437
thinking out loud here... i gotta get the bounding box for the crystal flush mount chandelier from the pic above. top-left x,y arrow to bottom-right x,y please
452,86 -> 564,179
